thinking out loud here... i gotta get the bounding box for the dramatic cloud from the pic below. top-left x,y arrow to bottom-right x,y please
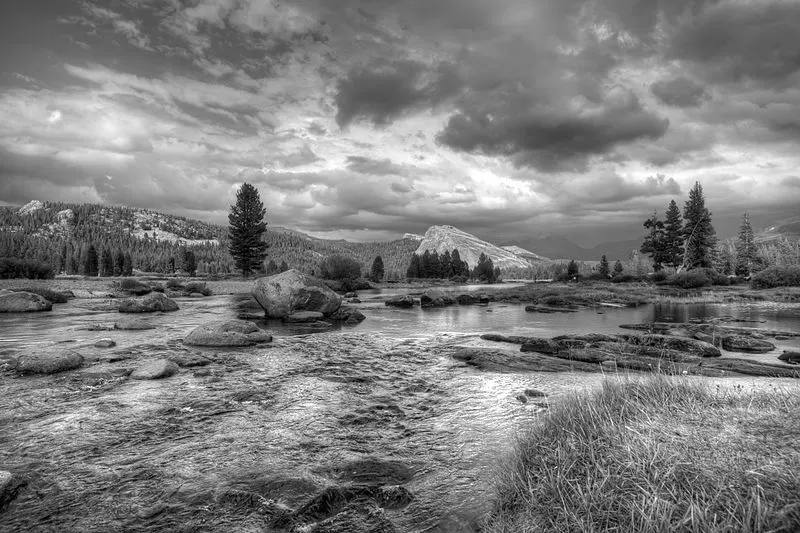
651,77 -> 709,108
1,0 -> 799,245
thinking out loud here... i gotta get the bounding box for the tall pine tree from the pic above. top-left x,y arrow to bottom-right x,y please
640,211 -> 668,271
598,254 -> 610,278
735,212 -> 758,276
228,183 -> 269,277
663,200 -> 684,269
370,255 -> 385,282
682,182 -> 717,270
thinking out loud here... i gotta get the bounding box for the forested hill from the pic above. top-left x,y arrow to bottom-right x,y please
0,201 -> 417,277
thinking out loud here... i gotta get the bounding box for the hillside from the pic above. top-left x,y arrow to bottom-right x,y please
414,225 -> 545,270
508,234 -> 641,261
0,201 -> 417,278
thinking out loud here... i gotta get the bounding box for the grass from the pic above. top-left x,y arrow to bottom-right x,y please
483,375 -> 800,532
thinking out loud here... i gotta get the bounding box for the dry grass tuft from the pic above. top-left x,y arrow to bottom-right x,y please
484,375 -> 800,532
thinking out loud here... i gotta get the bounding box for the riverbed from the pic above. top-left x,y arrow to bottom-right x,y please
1,291 -> 799,532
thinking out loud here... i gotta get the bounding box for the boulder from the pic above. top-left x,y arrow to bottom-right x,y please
252,270 -> 342,319
130,359 -> 179,380
385,295 -> 416,308
420,289 -> 455,308
114,318 -> 155,330
456,294 -> 475,305
0,291 -> 52,313
118,293 -> 179,313
184,319 -> 272,347
520,338 -> 561,355
344,292 -> 358,298
15,348 -> 83,374
285,311 -> 325,323
328,306 -> 366,325
778,351 -> 800,364
118,279 -> 152,295
721,335 -> 776,353
94,338 -> 116,348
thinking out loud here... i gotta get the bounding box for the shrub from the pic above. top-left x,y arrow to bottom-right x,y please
11,287 -> 69,303
319,254 -> 361,282
184,281 -> 212,296
149,282 -> 165,293
611,273 -> 641,283
650,270 -> 668,283
750,265 -> 800,289
119,278 -> 152,295
165,279 -> 184,289
0,258 -> 54,279
665,269 -> 711,289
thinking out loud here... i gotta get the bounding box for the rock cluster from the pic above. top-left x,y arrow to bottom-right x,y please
0,291 -> 52,313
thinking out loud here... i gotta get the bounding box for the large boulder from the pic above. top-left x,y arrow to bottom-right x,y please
15,348 -> 83,374
385,295 -> 416,308
420,289 -> 455,308
184,320 -> 273,347
0,291 -> 52,313
118,293 -> 179,313
778,351 -> 800,364
328,306 -> 366,325
252,270 -> 342,319
721,335 -> 775,353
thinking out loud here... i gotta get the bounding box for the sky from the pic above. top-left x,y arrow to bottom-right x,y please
1,0 -> 799,247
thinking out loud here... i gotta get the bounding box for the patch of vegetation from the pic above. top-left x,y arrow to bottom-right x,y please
184,281 -> 212,296
118,278 -> 152,295
0,258 -> 54,279
483,376 -> 800,532
751,265 -> 800,289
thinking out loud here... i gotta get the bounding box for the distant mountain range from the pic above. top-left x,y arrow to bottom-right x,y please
503,234 -> 643,262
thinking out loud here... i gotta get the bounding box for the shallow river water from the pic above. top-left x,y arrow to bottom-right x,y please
0,291 -> 799,532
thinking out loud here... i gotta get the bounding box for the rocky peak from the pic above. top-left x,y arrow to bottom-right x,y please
414,225 -> 537,270
18,200 -> 45,215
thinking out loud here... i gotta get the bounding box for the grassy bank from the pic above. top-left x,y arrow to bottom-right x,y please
484,376 -> 800,532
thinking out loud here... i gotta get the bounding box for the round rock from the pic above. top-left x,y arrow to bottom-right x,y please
0,291 -> 52,313
15,348 -> 83,374
184,319 -> 272,347
94,338 -> 116,348
251,269 -> 342,319
114,318 -> 155,330
118,293 -> 179,313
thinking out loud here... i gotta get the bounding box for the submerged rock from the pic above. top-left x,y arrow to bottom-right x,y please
94,338 -> 116,348
114,318 -> 155,330
130,359 -> 179,380
15,348 -> 83,374
420,289 -> 455,308
384,295 -> 415,308
520,338 -> 561,355
184,319 -> 272,347
252,270 -> 342,319
285,311 -> 325,323
524,305 -> 577,313
721,335 -> 775,353
0,471 -> 27,512
118,293 -> 179,313
0,291 -> 52,313
326,458 -> 415,486
328,306 -> 366,325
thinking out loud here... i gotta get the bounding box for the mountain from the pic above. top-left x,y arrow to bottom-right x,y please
758,216 -> 800,242
507,234 -> 641,261
414,225 -> 542,269
501,245 -> 547,262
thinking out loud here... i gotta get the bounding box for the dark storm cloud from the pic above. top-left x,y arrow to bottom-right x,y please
651,77 -> 709,108
668,1 -> 800,85
438,87 -> 669,172
334,59 -> 461,127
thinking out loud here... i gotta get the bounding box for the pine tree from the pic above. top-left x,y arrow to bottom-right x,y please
228,182 -> 269,277
114,250 -> 125,276
640,211 -> 668,271
84,244 -> 99,277
474,253 -> 496,282
663,200 -> 684,269
370,255 -> 385,282
123,252 -> 133,276
100,248 -> 114,277
735,213 -> 757,276
451,249 -> 465,276
598,254 -> 610,278
613,260 -> 624,276
682,182 -> 717,270
420,250 -> 432,278
181,248 -> 197,276
406,254 -> 421,278
567,259 -> 579,279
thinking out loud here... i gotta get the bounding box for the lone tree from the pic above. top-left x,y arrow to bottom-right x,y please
473,253 -> 496,282
598,254 -> 610,278
735,212 -> 758,276
228,183 -> 269,277
566,259 -> 579,279
682,182 -> 717,270
640,211 -> 668,271
663,199 -> 684,269
613,259 -> 624,276
370,255 -> 385,282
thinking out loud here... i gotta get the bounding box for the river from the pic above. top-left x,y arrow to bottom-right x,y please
0,290 -> 798,532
